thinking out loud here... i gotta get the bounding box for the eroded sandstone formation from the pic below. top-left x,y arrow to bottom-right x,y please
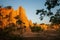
0,6 -> 31,32
0,7 -> 13,28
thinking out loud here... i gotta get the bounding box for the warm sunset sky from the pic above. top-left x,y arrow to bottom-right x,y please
0,0 -> 60,24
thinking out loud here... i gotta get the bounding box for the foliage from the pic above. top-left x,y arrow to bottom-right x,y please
16,19 -> 23,24
30,26 -> 43,32
0,23 -> 23,40
0,6 -> 2,8
0,29 -> 23,40
45,0 -> 60,11
14,15 -> 20,19
4,6 -> 12,9
36,0 -> 60,24
36,9 -> 47,20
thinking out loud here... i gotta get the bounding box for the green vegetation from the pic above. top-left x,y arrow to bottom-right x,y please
0,23 -> 23,40
30,26 -> 43,32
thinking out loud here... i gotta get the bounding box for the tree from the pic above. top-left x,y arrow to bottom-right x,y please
36,9 -> 47,20
49,9 -> 60,24
45,0 -> 60,11
36,0 -> 60,24
4,6 -> 12,9
0,6 -> 2,8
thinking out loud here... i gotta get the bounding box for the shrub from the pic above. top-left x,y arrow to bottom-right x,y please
30,26 -> 43,32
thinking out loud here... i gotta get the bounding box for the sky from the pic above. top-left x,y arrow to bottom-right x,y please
0,0 -> 60,24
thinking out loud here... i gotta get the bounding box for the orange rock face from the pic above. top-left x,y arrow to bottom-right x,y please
18,6 -> 29,27
0,6 -> 31,31
18,6 -> 31,32
29,20 -> 33,26
0,8 -> 13,28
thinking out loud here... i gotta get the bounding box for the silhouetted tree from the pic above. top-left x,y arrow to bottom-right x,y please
0,5 -> 12,9
49,9 -> 60,24
36,0 -> 60,24
45,0 -> 60,11
4,6 -> 12,9
36,9 -> 47,20
0,6 -> 2,8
